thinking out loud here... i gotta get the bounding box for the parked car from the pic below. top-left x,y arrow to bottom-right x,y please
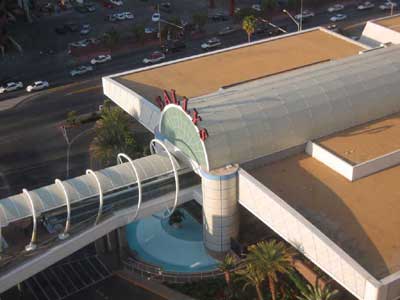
251,4 -> 261,11
326,23 -> 339,32
357,1 -> 375,10
160,2 -> 172,13
26,81 -> 49,92
268,27 -> 285,36
327,4 -> 344,12
90,54 -> 112,65
69,39 -> 90,48
145,27 -> 157,34
121,11 -> 134,19
201,37 -> 221,50
295,10 -> 314,21
161,40 -> 186,53
0,82 -> 23,94
70,65 -> 93,77
210,12 -> 229,22
110,0 -> 123,6
116,13 -> 126,20
107,14 -> 117,22
255,23 -> 268,34
152,12 -> 161,22
103,1 -> 115,9
86,4 -> 96,12
80,24 -> 91,35
330,13 -> 347,22
65,22 -> 79,32
55,25 -> 68,34
379,1 -> 397,10
218,25 -> 240,35
143,51 -> 166,64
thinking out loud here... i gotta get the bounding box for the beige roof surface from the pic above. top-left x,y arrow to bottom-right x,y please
375,15 -> 400,33
317,113 -> 400,164
250,153 -> 400,279
117,29 -> 363,102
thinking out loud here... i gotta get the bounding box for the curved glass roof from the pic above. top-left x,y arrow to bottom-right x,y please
188,45 -> 400,170
0,153 -> 182,226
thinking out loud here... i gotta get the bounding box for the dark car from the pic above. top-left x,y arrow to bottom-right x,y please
268,27 -> 285,37
211,12 -> 229,22
55,25 -> 68,34
161,40 -> 186,53
160,2 -> 172,13
65,23 -> 79,32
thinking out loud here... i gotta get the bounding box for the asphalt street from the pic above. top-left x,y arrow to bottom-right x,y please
0,2 -> 396,198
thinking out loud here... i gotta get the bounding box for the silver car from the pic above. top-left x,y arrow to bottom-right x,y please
70,65 -> 94,77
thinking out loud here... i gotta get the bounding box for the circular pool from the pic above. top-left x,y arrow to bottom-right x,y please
125,209 -> 219,273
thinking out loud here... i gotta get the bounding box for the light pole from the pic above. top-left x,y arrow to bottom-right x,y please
59,125 -> 94,179
389,0 -> 395,16
282,9 -> 300,31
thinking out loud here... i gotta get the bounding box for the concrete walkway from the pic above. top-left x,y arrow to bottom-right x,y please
115,270 -> 197,300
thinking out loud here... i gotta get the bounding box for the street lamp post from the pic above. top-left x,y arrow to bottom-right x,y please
60,125 -> 94,179
282,9 -> 300,31
389,1 -> 395,16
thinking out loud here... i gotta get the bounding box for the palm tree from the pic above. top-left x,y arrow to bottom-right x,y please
219,253 -> 237,287
89,105 -> 140,168
242,15 -> 257,43
236,263 -> 265,300
296,282 -> 339,300
246,240 -> 295,300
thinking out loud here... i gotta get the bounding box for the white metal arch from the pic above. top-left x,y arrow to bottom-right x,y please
86,169 -> 104,225
55,179 -> 70,240
22,189 -> 37,251
149,139 -> 179,218
117,153 -> 142,222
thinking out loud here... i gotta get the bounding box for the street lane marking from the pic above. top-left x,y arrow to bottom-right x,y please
66,85 -> 102,96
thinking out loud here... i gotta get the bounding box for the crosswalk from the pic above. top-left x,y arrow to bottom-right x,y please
23,256 -> 111,300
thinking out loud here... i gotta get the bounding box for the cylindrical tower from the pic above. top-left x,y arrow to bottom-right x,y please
201,165 -> 239,258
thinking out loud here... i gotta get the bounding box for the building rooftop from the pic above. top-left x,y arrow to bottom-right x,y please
374,15 -> 400,33
317,113 -> 400,164
116,29 -> 364,102
250,152 -> 400,279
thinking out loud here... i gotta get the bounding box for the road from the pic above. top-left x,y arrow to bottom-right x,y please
0,3 -> 396,198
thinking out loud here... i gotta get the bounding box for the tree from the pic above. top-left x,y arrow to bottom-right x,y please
218,253 -> 237,287
66,110 -> 79,126
89,106 -> 140,167
246,240 -> 295,300
236,263 -> 265,300
103,28 -> 120,49
132,24 -> 145,44
242,15 -> 257,43
296,281 -> 339,300
192,13 -> 208,31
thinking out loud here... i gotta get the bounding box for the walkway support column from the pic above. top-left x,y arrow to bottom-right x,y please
55,179 -> 71,240
85,170 -> 104,226
23,189 -> 37,252
200,165 -> 239,259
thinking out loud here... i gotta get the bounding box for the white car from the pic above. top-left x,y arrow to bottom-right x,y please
122,11 -> 134,19
0,82 -> 23,93
26,81 -> 49,92
145,27 -> 156,34
357,1 -> 375,10
152,12 -> 160,22
201,37 -> 222,50
80,24 -> 91,35
327,4 -> 344,12
116,13 -> 126,20
70,39 -> 90,48
251,4 -> 261,11
295,10 -> 315,20
330,13 -> 347,22
379,2 -> 398,10
90,54 -> 112,65
70,65 -> 94,77
143,51 -> 166,64
110,0 -> 123,6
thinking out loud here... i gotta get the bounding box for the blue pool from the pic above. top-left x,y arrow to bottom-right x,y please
126,209 -> 219,272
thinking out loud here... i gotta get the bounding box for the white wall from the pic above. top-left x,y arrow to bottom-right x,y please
238,169 -> 382,300
361,20 -> 400,46
353,149 -> 400,180
102,77 -> 160,133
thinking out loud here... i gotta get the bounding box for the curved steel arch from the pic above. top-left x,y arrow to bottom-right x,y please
55,179 -> 70,240
149,139 -> 179,218
117,153 -> 142,222
22,189 -> 37,251
86,169 -> 104,226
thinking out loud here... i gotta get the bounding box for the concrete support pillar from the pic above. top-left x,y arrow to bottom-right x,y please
201,165 -> 239,258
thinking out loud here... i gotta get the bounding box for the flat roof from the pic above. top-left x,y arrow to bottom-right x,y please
317,113 -> 400,164
116,29 -> 363,102
250,153 -> 400,279
375,15 -> 400,33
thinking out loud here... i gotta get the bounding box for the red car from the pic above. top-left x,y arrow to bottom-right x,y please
103,2 -> 115,9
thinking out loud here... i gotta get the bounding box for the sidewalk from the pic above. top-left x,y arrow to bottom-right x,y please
115,270 -> 197,300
